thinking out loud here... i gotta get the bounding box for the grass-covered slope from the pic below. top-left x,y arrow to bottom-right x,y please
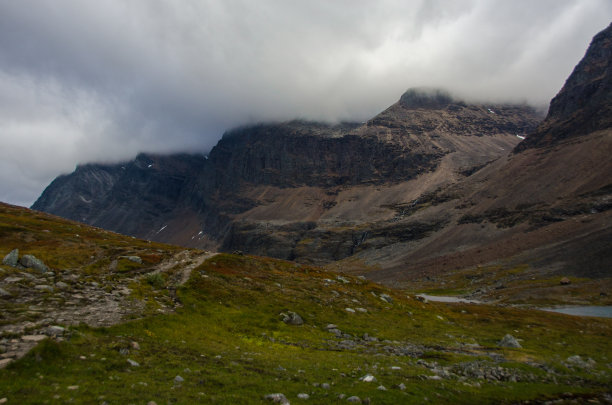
0,203 -> 611,404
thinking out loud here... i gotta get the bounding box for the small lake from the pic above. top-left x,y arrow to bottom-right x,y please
416,294 -> 481,304
416,295 -> 612,319
541,306 -> 612,319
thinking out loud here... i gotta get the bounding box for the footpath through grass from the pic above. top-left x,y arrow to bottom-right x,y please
1,254 -> 611,404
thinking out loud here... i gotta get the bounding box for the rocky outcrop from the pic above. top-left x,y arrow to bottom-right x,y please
515,22 -> 612,152
32,153 -> 207,240
32,89 -> 540,258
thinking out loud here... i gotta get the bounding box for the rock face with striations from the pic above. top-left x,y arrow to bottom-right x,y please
32,89 -> 540,261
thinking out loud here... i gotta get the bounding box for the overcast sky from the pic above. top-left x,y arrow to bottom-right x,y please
0,0 -> 610,207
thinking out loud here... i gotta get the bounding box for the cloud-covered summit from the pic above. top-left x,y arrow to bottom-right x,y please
0,0 -> 610,206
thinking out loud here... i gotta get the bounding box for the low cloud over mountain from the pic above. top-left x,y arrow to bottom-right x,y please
1,0 -> 610,206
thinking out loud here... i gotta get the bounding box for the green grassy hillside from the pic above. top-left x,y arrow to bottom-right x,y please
0,203 -> 610,404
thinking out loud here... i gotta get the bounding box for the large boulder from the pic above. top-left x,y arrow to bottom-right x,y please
279,311 -> 304,325
19,255 -> 49,273
2,249 -> 19,267
498,334 -> 522,348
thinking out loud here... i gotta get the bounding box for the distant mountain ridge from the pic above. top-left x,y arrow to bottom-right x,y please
32,23 -> 612,297
32,89 -> 540,252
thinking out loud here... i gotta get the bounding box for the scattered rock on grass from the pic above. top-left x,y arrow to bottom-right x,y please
174,375 -> 184,383
565,355 -> 596,369
2,249 -> 18,266
21,335 -> 47,342
297,393 -> 309,399
379,293 -> 393,304
280,311 -> 304,325
265,393 -> 290,404
46,326 -> 65,336
127,359 -> 140,367
34,285 -> 54,293
560,277 -> 571,285
0,287 -> 11,297
498,334 -> 521,348
360,374 -> 376,382
19,255 -> 48,273
123,256 -> 142,264
347,396 -> 361,403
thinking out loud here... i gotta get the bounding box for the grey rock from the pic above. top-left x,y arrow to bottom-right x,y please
338,394 -> 346,400
321,383 -> 330,390
377,385 -> 387,391
34,285 -> 54,293
498,334 -> 521,348
362,333 -> 377,342
46,326 -> 65,336
565,355 -> 596,369
174,375 -> 184,383
347,396 -> 361,403
124,256 -> 142,264
297,393 -> 309,399
329,328 -> 342,337
398,383 -> 406,390
127,359 -> 140,367
280,311 -> 304,325
265,393 -> 290,404
359,374 -> 376,382
34,284 -> 53,292
2,249 -> 18,267
0,288 -> 11,297
21,335 -> 47,342
379,293 -> 393,304
54,281 -> 69,290
3,277 -> 22,283
19,255 -> 48,273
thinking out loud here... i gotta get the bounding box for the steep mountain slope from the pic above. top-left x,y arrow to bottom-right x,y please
349,23 -> 612,301
31,24 -> 611,306
1,203 -> 611,403
32,153 -> 208,246
32,90 -> 541,257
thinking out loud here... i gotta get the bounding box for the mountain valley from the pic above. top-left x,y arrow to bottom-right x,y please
0,19 -> 611,405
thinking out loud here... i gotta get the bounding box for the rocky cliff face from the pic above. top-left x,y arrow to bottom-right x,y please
32,153 -> 207,239
362,23 -> 612,292
32,88 -> 541,259
515,22 -> 612,152
29,23 -> 612,305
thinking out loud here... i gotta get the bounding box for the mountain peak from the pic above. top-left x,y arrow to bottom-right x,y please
398,87 -> 456,109
515,22 -> 612,152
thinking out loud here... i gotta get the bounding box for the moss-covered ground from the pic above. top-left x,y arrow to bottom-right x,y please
0,204 -> 611,403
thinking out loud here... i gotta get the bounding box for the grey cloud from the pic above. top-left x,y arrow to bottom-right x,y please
0,0 -> 610,206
